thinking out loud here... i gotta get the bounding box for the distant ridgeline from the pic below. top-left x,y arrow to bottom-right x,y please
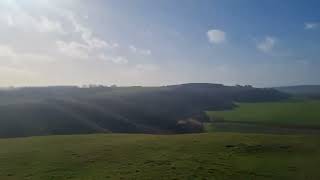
275,85 -> 320,99
0,83 -> 289,137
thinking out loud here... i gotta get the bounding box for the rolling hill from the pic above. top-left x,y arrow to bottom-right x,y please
275,85 -> 320,98
206,99 -> 320,134
0,83 -> 289,138
207,100 -> 320,127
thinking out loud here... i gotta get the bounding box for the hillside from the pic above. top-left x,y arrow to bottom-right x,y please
206,99 -> 320,134
0,133 -> 319,180
0,84 -> 289,138
275,85 -> 320,98
207,100 -> 320,127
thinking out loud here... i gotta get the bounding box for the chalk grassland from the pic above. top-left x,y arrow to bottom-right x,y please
0,133 -> 320,180
206,100 -> 320,127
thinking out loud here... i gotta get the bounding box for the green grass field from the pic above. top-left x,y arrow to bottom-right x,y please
206,100 -> 320,127
0,133 -> 320,180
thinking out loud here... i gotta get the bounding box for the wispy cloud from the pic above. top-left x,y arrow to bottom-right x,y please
0,2 -> 65,34
257,36 -> 277,53
207,29 -> 226,44
2,14 -> 65,34
129,45 -> 151,56
63,12 -> 118,50
135,64 -> 158,71
36,16 -> 66,34
304,22 -> 319,30
98,54 -> 128,65
110,56 -> 129,65
55,11 -> 120,60
56,41 -> 90,59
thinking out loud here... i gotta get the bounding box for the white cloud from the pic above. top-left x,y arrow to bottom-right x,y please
207,29 -> 226,44
36,16 -> 65,34
304,22 -> 318,30
110,56 -> 128,64
257,36 -> 276,53
129,45 -> 152,56
0,4 -> 119,60
56,41 -> 89,59
64,12 -> 118,50
135,64 -> 158,71
98,54 -> 128,64
0,8 -> 65,34
54,11 -> 120,60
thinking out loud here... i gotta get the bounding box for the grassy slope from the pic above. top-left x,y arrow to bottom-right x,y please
206,100 -> 320,127
0,84 -> 289,137
0,133 -> 320,180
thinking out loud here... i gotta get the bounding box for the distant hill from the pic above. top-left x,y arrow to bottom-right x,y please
0,83 -> 289,138
275,85 -> 320,97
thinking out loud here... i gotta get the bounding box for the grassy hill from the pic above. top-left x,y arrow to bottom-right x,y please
206,100 -> 320,127
0,84 -> 289,138
205,99 -> 320,134
275,85 -> 320,99
0,133 -> 320,180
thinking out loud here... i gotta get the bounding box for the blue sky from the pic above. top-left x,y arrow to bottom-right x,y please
0,0 -> 319,87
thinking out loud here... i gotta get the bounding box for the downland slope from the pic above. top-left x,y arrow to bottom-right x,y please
275,85 -> 320,99
1,84 -> 319,179
0,83 -> 288,138
207,100 -> 320,126
1,133 -> 320,180
206,98 -> 320,134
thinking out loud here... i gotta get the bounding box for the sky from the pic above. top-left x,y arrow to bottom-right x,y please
0,0 -> 319,87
